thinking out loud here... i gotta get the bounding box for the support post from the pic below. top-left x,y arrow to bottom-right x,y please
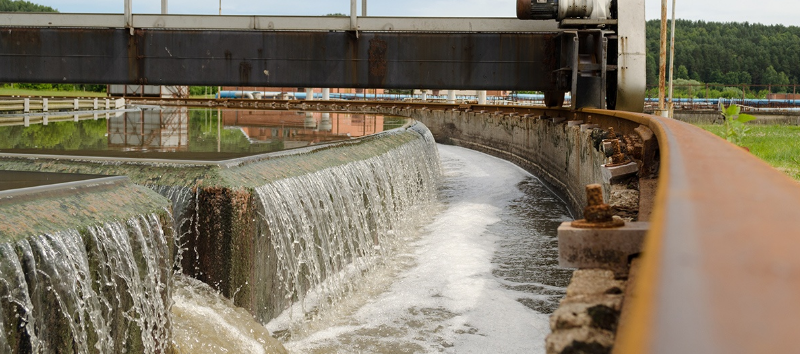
93,97 -> 98,110
74,98 -> 79,111
23,98 -> 29,113
350,0 -> 358,30
658,0 -> 667,116
478,90 -> 487,105
667,0 -> 676,118
362,0 -> 367,16
447,90 -> 456,104
305,88 -> 315,101
42,98 -> 48,112
124,0 -> 133,30
421,90 -> 428,102
161,0 -> 168,14
322,88 -> 330,101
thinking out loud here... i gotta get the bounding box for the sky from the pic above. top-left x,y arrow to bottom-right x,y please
25,0 -> 800,27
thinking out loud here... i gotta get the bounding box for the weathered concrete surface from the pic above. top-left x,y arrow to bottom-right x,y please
400,109 -> 617,216
547,269 -> 625,354
0,176 -> 173,354
557,222 -> 649,276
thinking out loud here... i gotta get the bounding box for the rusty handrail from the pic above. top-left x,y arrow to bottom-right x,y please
587,108 -> 800,354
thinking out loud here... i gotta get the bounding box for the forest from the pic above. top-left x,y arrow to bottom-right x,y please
645,19 -> 800,90
0,0 -> 56,12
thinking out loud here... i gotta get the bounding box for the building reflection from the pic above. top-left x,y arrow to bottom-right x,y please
222,110 -> 385,148
108,107 -> 189,152
106,108 -> 386,153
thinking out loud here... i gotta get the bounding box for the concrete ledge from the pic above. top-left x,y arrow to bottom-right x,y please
557,222 -> 649,275
602,162 -> 639,183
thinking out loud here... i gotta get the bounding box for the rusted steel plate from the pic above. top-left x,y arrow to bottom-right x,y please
591,109 -> 800,354
0,27 -> 558,91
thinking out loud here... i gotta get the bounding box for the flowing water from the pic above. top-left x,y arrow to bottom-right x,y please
265,144 -> 573,353
253,129 -> 441,323
0,213 -> 172,353
170,274 -> 288,354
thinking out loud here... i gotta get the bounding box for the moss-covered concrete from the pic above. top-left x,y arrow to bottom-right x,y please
0,177 -> 169,243
0,178 -> 173,354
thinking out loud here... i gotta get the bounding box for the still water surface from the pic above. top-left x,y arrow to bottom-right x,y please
0,107 -> 406,159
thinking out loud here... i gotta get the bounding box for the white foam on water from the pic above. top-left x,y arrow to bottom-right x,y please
270,144 -> 565,354
170,275 -> 288,354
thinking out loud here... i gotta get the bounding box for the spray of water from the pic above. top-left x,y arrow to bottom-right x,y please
0,213 -> 172,353
254,129 -> 441,331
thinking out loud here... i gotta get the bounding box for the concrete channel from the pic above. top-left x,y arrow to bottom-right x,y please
137,97 -> 800,353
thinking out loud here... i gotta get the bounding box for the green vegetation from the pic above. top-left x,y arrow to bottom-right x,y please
0,85 -> 107,97
189,86 -> 219,98
0,0 -> 57,12
187,109 -> 284,154
0,119 -> 107,150
697,124 -> 800,181
647,20 -> 800,90
720,104 -> 756,145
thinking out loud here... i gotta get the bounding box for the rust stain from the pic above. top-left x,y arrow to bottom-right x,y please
239,62 -> 252,85
368,37 -> 388,86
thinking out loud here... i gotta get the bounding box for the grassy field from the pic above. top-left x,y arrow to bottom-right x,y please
696,124 -> 800,181
0,87 -> 107,98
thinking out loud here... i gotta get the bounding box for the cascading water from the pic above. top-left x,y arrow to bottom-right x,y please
0,213 -> 172,354
149,185 -> 197,274
254,128 -> 441,329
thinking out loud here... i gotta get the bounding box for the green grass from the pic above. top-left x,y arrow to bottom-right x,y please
0,87 -> 107,98
696,124 -> 800,181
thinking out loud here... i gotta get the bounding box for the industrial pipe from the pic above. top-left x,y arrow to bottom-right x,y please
517,0 -> 601,20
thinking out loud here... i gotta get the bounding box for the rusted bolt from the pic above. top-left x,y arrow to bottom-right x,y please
607,127 -> 617,140
572,184 -> 625,228
610,139 -> 626,165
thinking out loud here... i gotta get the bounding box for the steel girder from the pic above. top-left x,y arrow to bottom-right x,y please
0,28 -> 563,92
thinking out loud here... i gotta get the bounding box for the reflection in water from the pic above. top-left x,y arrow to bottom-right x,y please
0,107 -> 407,159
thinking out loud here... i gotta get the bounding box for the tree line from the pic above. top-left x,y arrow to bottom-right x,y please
646,19 -> 800,90
0,0 -> 56,12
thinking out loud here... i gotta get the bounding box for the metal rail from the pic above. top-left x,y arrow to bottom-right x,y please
580,108 -> 800,354
0,13 -> 558,32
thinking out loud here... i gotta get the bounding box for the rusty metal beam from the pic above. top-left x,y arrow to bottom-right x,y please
0,27 -> 560,91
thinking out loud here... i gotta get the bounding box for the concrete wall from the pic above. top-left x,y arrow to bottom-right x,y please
393,109 -> 612,217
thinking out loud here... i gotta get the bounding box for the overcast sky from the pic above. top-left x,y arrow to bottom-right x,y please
26,0 -> 800,27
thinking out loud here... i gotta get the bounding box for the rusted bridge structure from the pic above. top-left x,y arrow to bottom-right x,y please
0,0 -> 645,111
3,1 -> 800,353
